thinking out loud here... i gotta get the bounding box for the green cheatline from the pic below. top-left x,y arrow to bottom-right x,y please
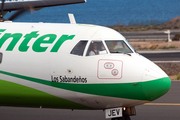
0,70 -> 171,101
0,79 -> 91,109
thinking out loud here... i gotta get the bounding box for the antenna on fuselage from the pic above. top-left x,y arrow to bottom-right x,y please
68,13 -> 76,24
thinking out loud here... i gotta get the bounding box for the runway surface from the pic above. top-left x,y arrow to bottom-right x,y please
0,81 -> 179,120
121,29 -> 180,41
141,52 -> 180,61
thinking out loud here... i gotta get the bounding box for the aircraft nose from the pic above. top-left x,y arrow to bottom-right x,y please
141,66 -> 171,101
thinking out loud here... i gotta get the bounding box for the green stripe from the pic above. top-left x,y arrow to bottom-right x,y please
0,79 -> 91,109
0,70 -> 171,101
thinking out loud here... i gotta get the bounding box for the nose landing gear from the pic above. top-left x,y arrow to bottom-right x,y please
111,107 -> 136,120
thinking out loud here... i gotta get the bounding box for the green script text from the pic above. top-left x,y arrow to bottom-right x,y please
0,29 -> 75,52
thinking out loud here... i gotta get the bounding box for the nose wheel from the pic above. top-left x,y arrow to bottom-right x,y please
111,116 -> 131,120
111,106 -> 135,120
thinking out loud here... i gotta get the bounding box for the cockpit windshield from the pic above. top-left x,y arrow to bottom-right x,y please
105,40 -> 133,53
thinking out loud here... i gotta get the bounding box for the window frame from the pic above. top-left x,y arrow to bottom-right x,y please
105,40 -> 133,54
70,40 -> 88,56
86,40 -> 108,56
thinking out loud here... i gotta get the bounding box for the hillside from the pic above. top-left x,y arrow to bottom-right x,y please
165,16 -> 180,27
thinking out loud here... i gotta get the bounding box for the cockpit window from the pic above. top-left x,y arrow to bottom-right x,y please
0,53 -> 2,64
105,40 -> 133,53
71,41 -> 88,56
86,41 -> 107,56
